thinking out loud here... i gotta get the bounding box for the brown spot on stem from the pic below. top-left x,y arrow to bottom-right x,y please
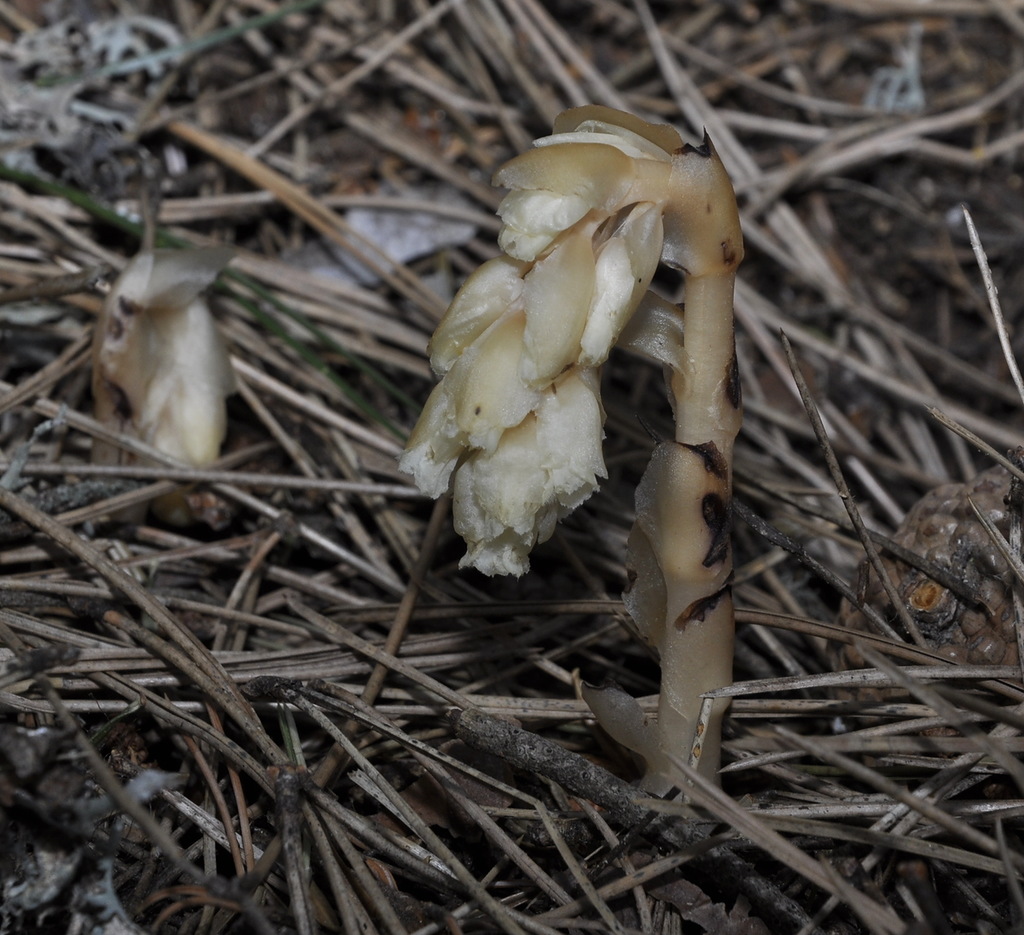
109,296 -> 141,342
686,441 -> 728,479
701,492 -> 731,567
725,350 -> 741,411
105,381 -> 132,421
722,240 -> 740,268
675,584 -> 730,628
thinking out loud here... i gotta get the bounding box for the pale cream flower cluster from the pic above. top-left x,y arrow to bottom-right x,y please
401,108 -> 685,576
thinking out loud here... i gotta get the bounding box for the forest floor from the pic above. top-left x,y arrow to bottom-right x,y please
2,2 -> 1024,933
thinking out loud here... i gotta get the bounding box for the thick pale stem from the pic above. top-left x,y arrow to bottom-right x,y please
664,273 -> 739,781
625,432 -> 735,785
624,142 -> 742,788
657,589 -> 734,782
669,273 -> 742,450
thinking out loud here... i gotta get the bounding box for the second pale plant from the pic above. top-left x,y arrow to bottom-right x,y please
93,247 -> 236,525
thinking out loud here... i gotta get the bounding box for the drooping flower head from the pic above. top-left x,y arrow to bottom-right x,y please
400,107 -> 686,575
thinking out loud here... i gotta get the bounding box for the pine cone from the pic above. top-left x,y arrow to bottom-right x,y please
837,464 -> 1018,668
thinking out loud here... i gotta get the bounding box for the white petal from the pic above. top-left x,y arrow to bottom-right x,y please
497,190 -> 590,261
536,367 -> 606,510
446,311 -> 538,451
493,142 -> 635,210
93,248 -> 235,470
520,230 -> 595,386
580,204 -> 664,366
553,105 -> 683,155
115,246 -> 236,310
429,255 -> 527,374
453,415 -> 549,577
451,367 -> 607,577
140,300 -> 233,465
533,127 -> 669,163
579,238 -> 633,367
496,227 -> 558,264
399,382 -> 461,498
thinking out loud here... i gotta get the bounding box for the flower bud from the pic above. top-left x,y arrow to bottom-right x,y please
92,247 -> 235,523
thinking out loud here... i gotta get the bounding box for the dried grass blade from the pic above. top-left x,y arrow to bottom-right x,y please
644,758 -> 905,935
858,645 -> 1024,793
167,120 -> 442,314
781,331 -> 925,646
773,725 -> 1024,874
281,686 -> 535,935
0,486 -> 282,758
962,205 -> 1024,407
996,820 -> 1024,922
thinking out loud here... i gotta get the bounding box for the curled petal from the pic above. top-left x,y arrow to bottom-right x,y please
553,105 -> 683,154
445,310 -> 539,451
579,238 -> 633,367
520,229 -> 596,386
615,202 -> 665,287
495,140 -> 672,262
580,203 -> 664,366
112,246 -> 236,312
398,382 -> 461,498
139,299 -> 233,466
401,311 -> 540,497
93,247 -> 235,469
429,255 -> 527,374
493,141 -> 635,201
494,143 -> 637,262
453,415 -> 550,577
535,366 -> 606,510
497,189 -> 591,261
534,127 -> 671,163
